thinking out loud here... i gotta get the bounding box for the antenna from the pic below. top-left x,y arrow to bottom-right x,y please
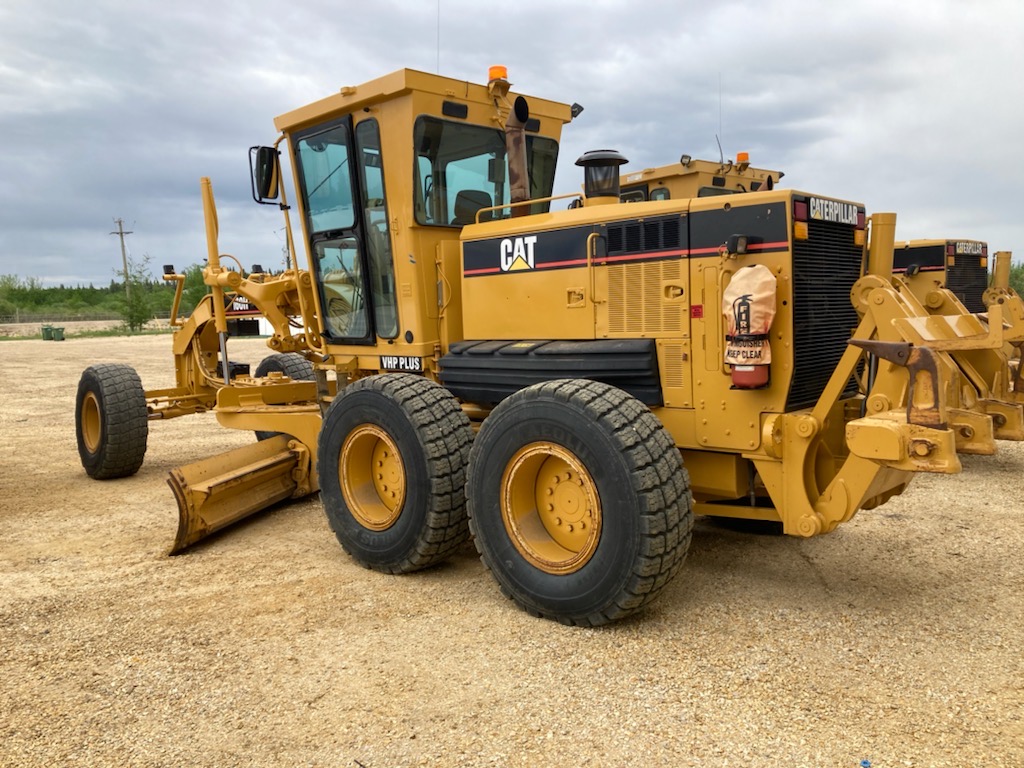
716,135 -> 724,166
718,71 -> 723,146
436,0 -> 441,73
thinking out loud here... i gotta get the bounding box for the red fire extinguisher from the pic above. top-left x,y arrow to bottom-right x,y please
722,264 -> 777,389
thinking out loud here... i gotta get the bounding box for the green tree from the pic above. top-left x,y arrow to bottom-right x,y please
180,264 -> 210,315
116,254 -> 154,332
1009,262 -> 1024,297
0,275 -> 18,317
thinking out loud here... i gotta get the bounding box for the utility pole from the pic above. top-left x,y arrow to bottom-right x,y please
110,218 -> 133,299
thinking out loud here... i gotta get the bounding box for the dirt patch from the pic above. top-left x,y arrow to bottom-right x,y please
1,335 -> 1022,766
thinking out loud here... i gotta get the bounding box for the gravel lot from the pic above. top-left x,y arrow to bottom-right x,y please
1,334 -> 1022,767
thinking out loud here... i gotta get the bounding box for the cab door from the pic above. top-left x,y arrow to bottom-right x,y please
294,117 -> 399,344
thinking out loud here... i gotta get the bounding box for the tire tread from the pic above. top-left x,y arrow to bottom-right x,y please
322,373 -> 472,574
469,378 -> 693,626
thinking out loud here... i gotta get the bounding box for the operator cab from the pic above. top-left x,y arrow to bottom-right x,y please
252,68 -> 573,349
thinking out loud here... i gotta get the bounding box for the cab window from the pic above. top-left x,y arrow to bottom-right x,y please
296,124 -> 355,234
355,120 -> 398,338
316,237 -> 369,338
620,186 -> 647,203
413,117 -> 559,226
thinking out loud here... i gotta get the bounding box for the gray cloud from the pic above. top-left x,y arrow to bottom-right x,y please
1,0 -> 1021,286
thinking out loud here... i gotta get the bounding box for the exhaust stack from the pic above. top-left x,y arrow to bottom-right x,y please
488,65 -> 531,217
506,95 -> 531,214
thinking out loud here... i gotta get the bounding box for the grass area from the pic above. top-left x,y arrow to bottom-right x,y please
71,327 -> 175,339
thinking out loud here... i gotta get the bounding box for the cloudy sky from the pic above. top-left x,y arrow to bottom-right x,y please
2,0 -> 1022,286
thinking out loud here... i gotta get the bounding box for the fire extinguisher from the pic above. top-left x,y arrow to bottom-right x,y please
722,264 -> 777,388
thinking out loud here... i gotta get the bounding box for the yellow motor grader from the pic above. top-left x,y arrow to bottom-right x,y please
893,238 -> 990,313
77,67 -> 989,625
893,241 -> 1024,417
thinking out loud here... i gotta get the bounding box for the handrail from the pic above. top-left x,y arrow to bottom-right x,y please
475,192 -> 584,223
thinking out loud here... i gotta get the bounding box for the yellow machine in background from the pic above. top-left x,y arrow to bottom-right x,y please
894,238 -> 989,313
76,67 -> 990,625
620,153 -> 784,202
985,248 -> 1024,363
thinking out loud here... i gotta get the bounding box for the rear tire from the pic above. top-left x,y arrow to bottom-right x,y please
76,364 -> 149,479
467,379 -> 693,626
317,373 -> 473,573
254,353 -> 315,441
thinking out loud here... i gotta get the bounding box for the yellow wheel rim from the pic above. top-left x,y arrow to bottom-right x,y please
501,442 -> 602,575
340,424 -> 405,530
81,392 -> 102,453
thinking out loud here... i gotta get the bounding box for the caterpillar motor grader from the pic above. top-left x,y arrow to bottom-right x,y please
620,153 -> 784,201
77,67 -> 983,625
622,157 -> 1024,448
893,239 -> 989,313
893,241 -> 1024,412
891,240 -> 1024,363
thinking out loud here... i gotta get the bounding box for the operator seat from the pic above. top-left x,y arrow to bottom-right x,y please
451,190 -> 493,226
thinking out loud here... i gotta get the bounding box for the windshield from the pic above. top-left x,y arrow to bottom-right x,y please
296,124 -> 355,234
413,117 -> 558,226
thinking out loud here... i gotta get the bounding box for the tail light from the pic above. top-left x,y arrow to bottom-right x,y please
854,210 -> 867,246
793,200 -> 809,241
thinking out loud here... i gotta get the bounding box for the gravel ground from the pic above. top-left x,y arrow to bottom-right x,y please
1,334 -> 1022,767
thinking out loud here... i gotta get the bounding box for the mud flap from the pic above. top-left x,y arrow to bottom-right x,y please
167,435 -> 309,554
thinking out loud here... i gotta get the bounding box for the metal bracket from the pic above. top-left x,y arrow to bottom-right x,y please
850,339 -> 946,429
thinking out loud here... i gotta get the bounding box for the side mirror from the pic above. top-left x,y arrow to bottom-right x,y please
249,146 -> 280,204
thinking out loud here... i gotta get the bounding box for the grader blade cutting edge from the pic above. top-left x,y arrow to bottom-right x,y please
167,434 -> 305,554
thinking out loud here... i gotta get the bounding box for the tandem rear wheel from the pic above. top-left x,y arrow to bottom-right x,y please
317,373 -> 474,573
466,379 -> 694,626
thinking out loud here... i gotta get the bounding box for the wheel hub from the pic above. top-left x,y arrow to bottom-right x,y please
501,442 -> 601,574
81,391 -> 102,453
340,424 -> 405,530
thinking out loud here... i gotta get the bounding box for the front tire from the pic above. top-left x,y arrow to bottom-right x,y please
467,379 -> 693,626
76,364 -> 149,479
317,373 -> 473,573
254,352 -> 314,381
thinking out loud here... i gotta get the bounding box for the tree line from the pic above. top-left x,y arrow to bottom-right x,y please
0,260 -> 209,331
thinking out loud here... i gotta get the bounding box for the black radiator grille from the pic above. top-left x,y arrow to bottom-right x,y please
788,220 -> 862,411
946,259 -> 988,314
606,216 -> 682,255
